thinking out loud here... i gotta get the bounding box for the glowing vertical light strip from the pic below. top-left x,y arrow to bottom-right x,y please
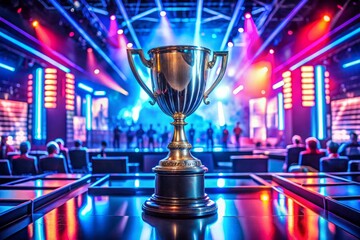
86,94 -> 92,130
34,68 -> 44,140
277,93 -> 284,130
217,101 -> 225,126
315,65 -> 326,140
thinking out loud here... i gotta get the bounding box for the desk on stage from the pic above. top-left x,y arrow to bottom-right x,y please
1,172 -> 359,239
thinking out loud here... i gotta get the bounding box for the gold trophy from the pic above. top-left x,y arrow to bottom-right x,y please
127,46 -> 228,217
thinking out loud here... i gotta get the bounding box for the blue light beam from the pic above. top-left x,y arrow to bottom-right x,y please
0,31 -> 70,73
343,58 -> 360,68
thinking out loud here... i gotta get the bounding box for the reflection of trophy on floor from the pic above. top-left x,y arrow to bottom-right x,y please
128,45 -> 228,217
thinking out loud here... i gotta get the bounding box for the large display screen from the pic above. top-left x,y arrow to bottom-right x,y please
331,96 -> 360,142
0,99 -> 28,146
92,97 -> 109,130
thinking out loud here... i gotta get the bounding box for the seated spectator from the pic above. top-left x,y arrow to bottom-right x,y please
0,135 -> 15,159
338,131 -> 360,156
283,135 -> 306,172
298,137 -> 325,171
55,138 -> 71,171
286,135 -> 304,149
99,141 -> 107,157
320,141 -> 349,172
12,141 -> 38,175
71,139 -> 87,150
39,141 -> 68,173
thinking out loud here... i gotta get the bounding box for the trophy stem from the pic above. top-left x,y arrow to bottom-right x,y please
143,112 -> 217,218
166,112 -> 197,162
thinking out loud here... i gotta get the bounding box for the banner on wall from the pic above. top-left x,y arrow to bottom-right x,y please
73,116 -> 86,142
92,97 -> 109,130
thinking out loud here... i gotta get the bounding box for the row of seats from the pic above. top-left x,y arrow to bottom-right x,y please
286,146 -> 360,172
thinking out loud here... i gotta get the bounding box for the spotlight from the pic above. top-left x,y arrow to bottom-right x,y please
69,31 -> 75,37
87,48 -> 93,53
127,43 -> 133,48
287,30 -> 293,36
94,69 -> 100,75
260,67 -> 269,73
110,15 -> 116,21
245,13 -> 251,19
238,27 -> 244,33
212,33 -> 217,39
73,0 -> 81,8
160,11 -> 166,17
227,41 -> 234,48
70,8 -> 75,12
117,29 -> 124,35
323,15 -> 331,22
261,90 -> 266,95
32,20 -> 39,28
269,49 -> 274,54
17,8 -> 22,14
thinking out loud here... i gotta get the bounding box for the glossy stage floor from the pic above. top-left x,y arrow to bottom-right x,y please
0,172 -> 359,239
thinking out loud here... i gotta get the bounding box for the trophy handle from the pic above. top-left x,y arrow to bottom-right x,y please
203,51 -> 228,105
127,49 -> 157,105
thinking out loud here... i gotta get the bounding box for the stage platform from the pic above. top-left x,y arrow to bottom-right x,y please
88,147 -> 287,173
1,172 -> 359,239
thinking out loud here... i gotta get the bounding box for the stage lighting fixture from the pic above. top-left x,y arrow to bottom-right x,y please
160,11 -> 166,17
94,91 -> 106,96
323,15 -> 331,22
227,41 -> 234,48
78,83 -> 93,93
269,49 -> 275,54
94,68 -> 100,74
69,31 -> 75,37
87,48 -> 93,53
70,8 -> 75,12
238,27 -> 244,33
127,42 -> 133,48
32,20 -> 39,28
212,33 -> 217,39
73,0 -> 81,8
287,30 -> 294,35
245,13 -> 251,19
117,29 -> 124,35
110,15 -> 116,20
17,8 -> 22,14
343,59 -> 360,68
0,62 -> 15,72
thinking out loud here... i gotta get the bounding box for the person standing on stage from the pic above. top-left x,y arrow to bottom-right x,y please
113,125 -> 121,148
188,124 -> 195,146
206,123 -> 214,149
136,124 -> 145,149
147,124 -> 156,150
126,126 -> 134,150
233,122 -> 243,148
222,124 -> 229,148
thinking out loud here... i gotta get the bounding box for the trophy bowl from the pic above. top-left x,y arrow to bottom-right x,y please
127,45 -> 228,217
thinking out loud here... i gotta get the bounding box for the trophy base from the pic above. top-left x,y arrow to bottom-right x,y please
143,165 -> 217,218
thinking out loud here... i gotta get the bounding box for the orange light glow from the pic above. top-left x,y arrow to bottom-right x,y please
45,85 -> 57,91
45,68 -> 57,74
32,20 -> 39,28
260,193 -> 270,201
45,91 -> 57,96
44,103 -> 56,108
323,15 -> 331,22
